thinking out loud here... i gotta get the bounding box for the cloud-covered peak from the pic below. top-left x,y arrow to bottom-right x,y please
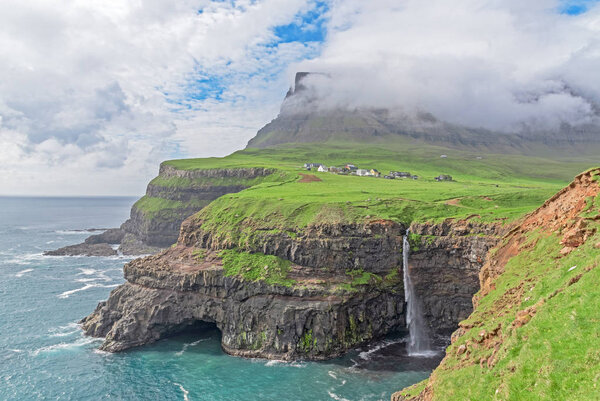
291,0 -> 600,133
2,0 -> 599,195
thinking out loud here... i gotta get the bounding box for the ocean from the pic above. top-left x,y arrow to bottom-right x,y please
0,197 -> 439,401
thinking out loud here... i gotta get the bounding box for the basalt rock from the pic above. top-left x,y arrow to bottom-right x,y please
45,166 -> 277,256
44,242 -> 117,257
83,218 -> 503,359
85,228 -> 126,245
408,221 -> 508,336
81,247 -> 405,359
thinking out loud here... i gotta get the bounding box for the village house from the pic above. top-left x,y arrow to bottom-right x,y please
384,175 -> 395,179
304,163 -> 324,170
329,166 -> 343,174
435,174 -> 453,181
317,165 -> 328,172
345,164 -> 358,171
370,169 -> 381,177
390,171 -> 411,178
356,169 -> 370,176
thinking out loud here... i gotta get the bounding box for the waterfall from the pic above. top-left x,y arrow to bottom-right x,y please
402,229 -> 432,355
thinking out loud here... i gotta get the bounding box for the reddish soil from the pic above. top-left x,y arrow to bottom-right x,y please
298,173 -> 322,183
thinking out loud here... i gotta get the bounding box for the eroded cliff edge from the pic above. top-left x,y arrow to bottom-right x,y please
82,217 -> 505,360
46,164 -> 281,256
393,168 -> 600,401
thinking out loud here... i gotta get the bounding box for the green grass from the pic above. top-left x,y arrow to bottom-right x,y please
141,143 -> 597,259
219,248 -> 295,287
192,248 -> 206,262
161,143 -> 594,232
411,220 -> 600,400
148,171 -> 290,189
338,269 -> 384,292
165,142 -> 592,184
133,196 -> 211,219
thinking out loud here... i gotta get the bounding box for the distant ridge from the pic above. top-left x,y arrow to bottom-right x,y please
246,73 -> 600,157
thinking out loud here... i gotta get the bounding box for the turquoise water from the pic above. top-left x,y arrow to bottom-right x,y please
0,197 -> 440,401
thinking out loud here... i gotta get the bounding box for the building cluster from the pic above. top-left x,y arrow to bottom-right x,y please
304,163 -> 423,180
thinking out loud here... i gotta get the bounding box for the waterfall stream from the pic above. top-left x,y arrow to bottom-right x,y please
402,230 -> 432,356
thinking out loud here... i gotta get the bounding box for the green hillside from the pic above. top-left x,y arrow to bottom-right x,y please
155,142 -> 594,235
395,169 -> 600,401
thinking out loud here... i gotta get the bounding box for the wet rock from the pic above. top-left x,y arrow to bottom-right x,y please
82,248 -> 405,359
44,243 -> 117,257
85,228 -> 125,245
118,233 -> 162,256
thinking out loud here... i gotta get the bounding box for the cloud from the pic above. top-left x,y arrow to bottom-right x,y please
291,0 -> 600,132
0,0 -> 324,195
2,0 -> 599,195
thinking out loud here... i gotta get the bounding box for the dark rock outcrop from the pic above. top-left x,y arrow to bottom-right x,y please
408,221 -> 508,335
45,166 -> 278,256
82,247 -> 405,359
84,228 -> 126,245
44,242 -> 117,257
180,219 -> 405,275
82,217 -> 504,359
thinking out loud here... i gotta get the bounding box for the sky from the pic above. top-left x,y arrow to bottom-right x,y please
0,0 -> 599,196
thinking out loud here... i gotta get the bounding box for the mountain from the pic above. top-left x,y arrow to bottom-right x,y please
247,73 -> 600,158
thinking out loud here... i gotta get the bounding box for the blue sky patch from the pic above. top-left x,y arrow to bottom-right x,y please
273,1 -> 328,44
560,0 -> 599,14
172,1 -> 328,108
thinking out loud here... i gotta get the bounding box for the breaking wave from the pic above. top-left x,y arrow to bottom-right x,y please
174,383 -> 190,401
175,339 -> 209,356
15,268 -> 34,277
31,336 -> 101,356
58,283 -> 119,299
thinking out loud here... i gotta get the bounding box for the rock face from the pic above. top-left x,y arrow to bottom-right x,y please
44,242 -> 117,257
82,217 -> 503,359
84,228 -> 126,245
81,247 -> 405,359
408,221 -> 508,335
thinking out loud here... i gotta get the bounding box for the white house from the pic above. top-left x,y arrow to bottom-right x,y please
317,165 -> 328,172
356,169 -> 371,176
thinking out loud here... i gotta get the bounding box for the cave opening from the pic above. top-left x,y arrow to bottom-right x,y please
161,320 -> 222,347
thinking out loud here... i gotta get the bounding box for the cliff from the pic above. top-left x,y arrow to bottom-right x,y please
82,211 -> 505,359
393,168 -> 600,400
46,164 -> 281,256
120,165 -> 278,248
247,73 -> 600,157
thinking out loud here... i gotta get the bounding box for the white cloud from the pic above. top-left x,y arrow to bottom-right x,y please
0,0 -> 320,195
292,0 -> 600,132
2,0 -> 599,195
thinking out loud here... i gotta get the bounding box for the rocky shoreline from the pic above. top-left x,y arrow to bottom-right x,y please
81,218 -> 505,360
44,166 -> 278,256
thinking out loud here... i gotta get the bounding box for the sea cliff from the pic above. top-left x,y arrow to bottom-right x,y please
393,168 -> 600,400
82,217 -> 504,359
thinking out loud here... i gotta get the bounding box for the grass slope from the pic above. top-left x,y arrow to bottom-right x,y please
162,143 -> 596,242
397,170 -> 600,401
